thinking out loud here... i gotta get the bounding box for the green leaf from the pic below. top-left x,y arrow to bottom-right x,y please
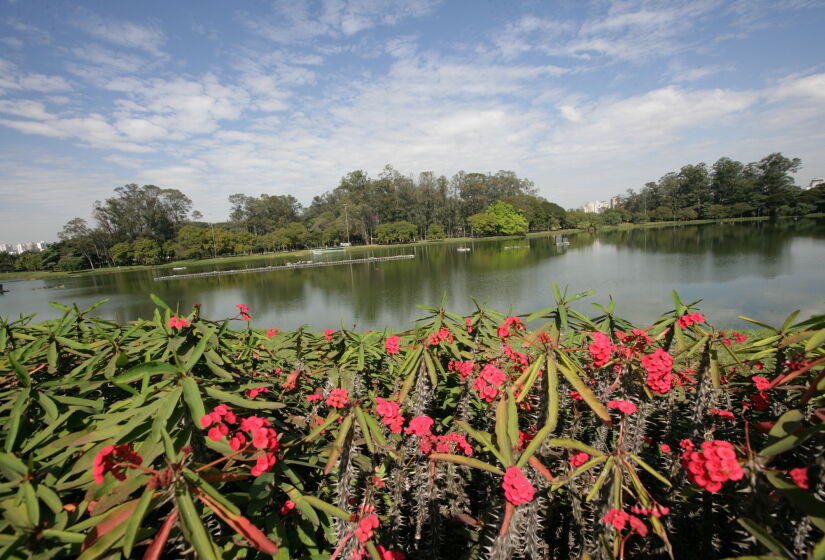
764,471 -> 825,532
5,388 -> 30,453
495,397 -> 514,466
7,353 -> 31,388
149,293 -> 173,314
184,329 -> 213,373
176,484 -> 218,560
457,421 -> 508,467
122,487 -> 154,557
737,518 -> 795,558
627,453 -> 672,487
181,376 -> 206,426
113,361 -> 178,384
354,406 -> 375,455
23,482 -> 39,527
0,453 -> 27,477
282,485 -> 320,527
555,359 -> 612,426
805,329 -> 825,352
302,495 -> 351,521
429,453 -> 504,475
204,386 -> 284,410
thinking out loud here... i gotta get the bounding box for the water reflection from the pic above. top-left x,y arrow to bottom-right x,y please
1,220 -> 823,329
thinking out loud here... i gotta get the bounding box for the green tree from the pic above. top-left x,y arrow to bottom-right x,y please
110,242 -> 134,265
467,213 -> 498,236
484,201 -> 529,235
15,251 -> 42,272
133,239 -> 161,265
705,204 -> 730,220
426,223 -> 445,240
175,226 -> 210,259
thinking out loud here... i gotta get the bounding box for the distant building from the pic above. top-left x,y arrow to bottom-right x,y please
581,200 -> 612,213
35,241 -> 49,251
808,178 -> 824,190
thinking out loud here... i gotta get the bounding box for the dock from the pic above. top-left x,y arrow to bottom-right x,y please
154,254 -> 415,281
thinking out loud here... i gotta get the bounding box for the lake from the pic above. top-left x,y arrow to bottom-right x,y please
1,219 -> 824,330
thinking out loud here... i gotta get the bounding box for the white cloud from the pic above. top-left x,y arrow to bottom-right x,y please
243,0 -> 440,43
73,12 -> 166,57
1,36 -> 22,48
0,58 -> 72,94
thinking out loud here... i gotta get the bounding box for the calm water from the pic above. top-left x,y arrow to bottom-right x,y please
2,220 -> 824,330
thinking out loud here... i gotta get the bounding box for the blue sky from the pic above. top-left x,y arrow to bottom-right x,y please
1,0 -> 824,242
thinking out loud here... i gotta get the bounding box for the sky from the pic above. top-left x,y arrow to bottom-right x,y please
0,0 -> 824,243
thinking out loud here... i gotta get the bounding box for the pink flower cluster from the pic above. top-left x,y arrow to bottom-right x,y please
326,388 -> 350,409
354,513 -> 379,544
588,332 -> 615,367
245,387 -> 269,399
681,440 -> 743,492
93,443 -> 142,484
642,348 -> 674,394
427,327 -> 454,346
502,344 -> 529,369
607,400 -> 637,414
472,363 -> 507,402
200,404 -> 237,441
448,360 -> 474,380
752,376 -> 771,390
405,415 -> 434,436
324,328 -> 334,343
236,304 -> 250,321
385,335 -> 401,355
603,508 -> 648,536
502,465 -> 535,505
790,467 -> 809,489
200,406 -> 280,476
418,433 -> 473,455
168,316 -> 190,329
569,452 -> 590,467
403,415 -> 473,455
630,504 -> 670,518
677,312 -> 705,328
497,316 -> 525,338
709,409 -> 735,421
375,397 -> 404,433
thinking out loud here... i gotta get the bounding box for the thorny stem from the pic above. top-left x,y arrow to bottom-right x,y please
329,530 -> 354,560
195,443 -> 251,473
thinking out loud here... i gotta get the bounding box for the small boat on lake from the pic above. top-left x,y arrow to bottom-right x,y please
456,247 -> 471,252
311,247 -> 345,255
172,267 -> 187,271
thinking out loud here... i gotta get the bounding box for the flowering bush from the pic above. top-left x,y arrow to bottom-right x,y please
0,289 -> 822,559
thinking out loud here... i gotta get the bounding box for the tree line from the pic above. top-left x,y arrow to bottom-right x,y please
2,154 -> 821,273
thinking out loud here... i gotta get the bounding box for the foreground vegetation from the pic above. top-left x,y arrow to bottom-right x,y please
0,289 -> 823,559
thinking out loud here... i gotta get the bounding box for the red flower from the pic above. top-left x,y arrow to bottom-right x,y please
376,545 -> 405,560
405,415 -> 434,436
93,444 -> 142,484
679,439 -> 694,451
709,409 -> 735,421
266,328 -> 279,338
660,444 -> 671,453
326,388 -> 349,409
677,312 -> 705,328
354,513 -> 379,544
480,364 -> 507,387
448,360 -> 474,380
752,376 -> 771,390
497,316 -> 525,338
385,335 -> 401,355
167,316 -> 190,329
245,387 -> 269,399
789,467 -> 809,489
427,327 -> 454,346
280,500 -> 296,515
607,400 -> 637,414
628,515 -> 648,536
588,332 -> 615,367
502,466 -> 534,505
375,397 -> 404,433
235,304 -> 250,321
681,440 -> 743,492
324,328 -> 334,343
603,508 -> 630,530
642,348 -> 674,394
570,452 -> 590,467
569,391 -> 583,401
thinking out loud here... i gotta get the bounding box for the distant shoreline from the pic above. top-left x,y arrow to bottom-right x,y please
2,214 -> 822,281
